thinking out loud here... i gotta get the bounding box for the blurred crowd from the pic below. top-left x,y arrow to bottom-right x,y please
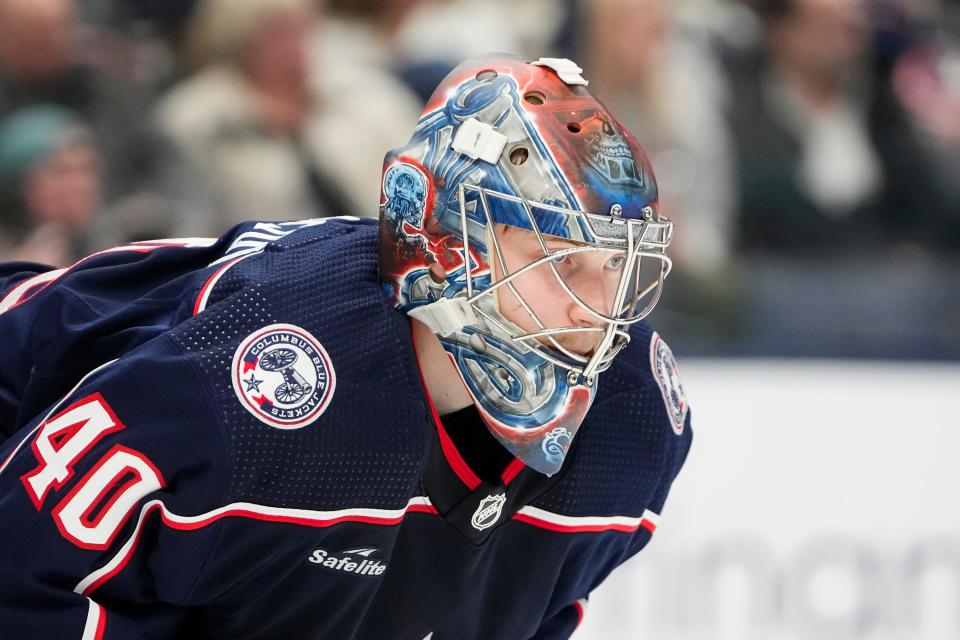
0,0 -> 957,358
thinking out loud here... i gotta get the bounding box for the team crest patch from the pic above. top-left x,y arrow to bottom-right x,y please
232,324 -> 336,429
650,332 -> 687,435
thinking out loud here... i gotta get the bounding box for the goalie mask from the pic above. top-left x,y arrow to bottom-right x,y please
379,55 -> 673,475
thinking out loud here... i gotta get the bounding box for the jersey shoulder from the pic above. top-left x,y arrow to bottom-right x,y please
599,321 -> 690,435
532,322 -> 692,518
0,332 -> 230,521
169,218 -> 428,513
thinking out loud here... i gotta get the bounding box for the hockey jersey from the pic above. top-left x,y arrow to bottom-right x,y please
0,218 -> 692,640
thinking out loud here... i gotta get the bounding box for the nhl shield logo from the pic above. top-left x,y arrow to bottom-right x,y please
232,324 -> 336,429
471,493 -> 507,531
650,332 -> 687,435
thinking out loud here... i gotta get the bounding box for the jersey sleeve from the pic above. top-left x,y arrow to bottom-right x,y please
0,239 -> 224,441
0,335 -> 229,639
647,407 -> 692,517
0,261 -> 61,438
0,260 -> 51,295
528,598 -> 588,639
528,412 -> 692,640
638,329 -> 694,531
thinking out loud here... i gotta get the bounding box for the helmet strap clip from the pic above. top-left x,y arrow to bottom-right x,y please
408,297 -> 479,337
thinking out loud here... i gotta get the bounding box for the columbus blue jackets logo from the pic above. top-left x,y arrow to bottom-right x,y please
232,324 -> 336,429
382,163 -> 428,229
651,332 -> 687,435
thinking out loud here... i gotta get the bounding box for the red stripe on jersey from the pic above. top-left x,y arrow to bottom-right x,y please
193,255 -> 247,315
161,508 -> 424,531
405,503 -> 440,515
423,390 -> 482,491
573,600 -> 586,627
1,240 -> 214,317
82,599 -> 107,640
409,326 -> 483,491
95,605 -> 107,639
500,458 -> 525,486
0,269 -> 66,315
77,498 -> 438,597
77,502 -> 160,596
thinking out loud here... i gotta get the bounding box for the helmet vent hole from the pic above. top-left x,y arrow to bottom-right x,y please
509,147 -> 529,165
567,122 -> 582,133
476,70 -> 498,82
524,92 -> 546,105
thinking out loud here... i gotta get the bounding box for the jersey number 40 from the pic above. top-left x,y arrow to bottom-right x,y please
20,393 -> 165,549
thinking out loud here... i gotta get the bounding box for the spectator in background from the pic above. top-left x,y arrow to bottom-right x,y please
158,0 -> 342,228
582,0 -> 735,273
392,0 -> 564,65
308,0 -> 424,217
0,0 -> 214,248
0,106 -> 101,265
889,12 -> 960,243
710,0 -> 960,359
729,0 -> 954,254
0,0 -> 135,199
159,0 -> 420,226
320,0 -> 424,61
390,0 -> 567,102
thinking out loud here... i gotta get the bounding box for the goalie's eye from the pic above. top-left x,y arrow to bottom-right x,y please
606,255 -> 627,271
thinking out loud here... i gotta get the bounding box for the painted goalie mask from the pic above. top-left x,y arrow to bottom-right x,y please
379,55 -> 673,475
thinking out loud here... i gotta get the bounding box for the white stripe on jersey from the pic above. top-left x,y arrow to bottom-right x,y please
81,598 -> 105,640
74,496 -> 437,596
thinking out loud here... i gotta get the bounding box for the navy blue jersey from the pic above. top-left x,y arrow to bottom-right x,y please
0,218 -> 692,640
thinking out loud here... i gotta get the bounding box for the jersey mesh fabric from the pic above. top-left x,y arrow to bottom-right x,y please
531,322 -> 692,517
171,221 -> 427,511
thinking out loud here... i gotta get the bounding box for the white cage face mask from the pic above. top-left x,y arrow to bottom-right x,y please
381,55 -> 672,474
459,184 -> 673,384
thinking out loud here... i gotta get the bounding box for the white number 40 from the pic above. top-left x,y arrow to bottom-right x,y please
20,394 -> 164,549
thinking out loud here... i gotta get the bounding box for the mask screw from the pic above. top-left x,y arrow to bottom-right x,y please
468,333 -> 487,354
642,206 -> 654,220
610,204 -> 623,218
585,376 -> 595,387
567,371 -> 580,386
